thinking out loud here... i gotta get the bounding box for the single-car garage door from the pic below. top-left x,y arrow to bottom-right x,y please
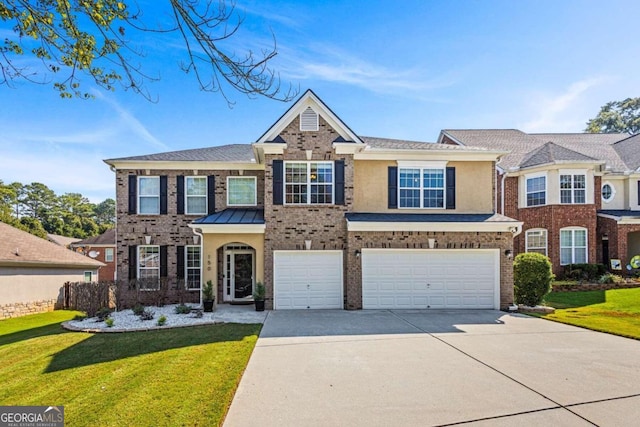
274,251 -> 343,309
362,249 -> 499,309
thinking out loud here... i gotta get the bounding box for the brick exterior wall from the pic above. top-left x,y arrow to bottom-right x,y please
597,216 -> 640,270
0,299 -> 56,320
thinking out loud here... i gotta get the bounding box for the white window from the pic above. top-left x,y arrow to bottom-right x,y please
526,175 -> 546,207
138,245 -> 160,289
227,177 -> 257,206
399,167 -> 445,209
300,106 -> 319,131
185,245 -> 201,290
285,162 -> 333,204
560,174 -> 586,204
186,176 -> 207,215
84,271 -> 93,282
138,177 -> 160,214
105,248 -> 114,262
526,229 -> 547,256
601,182 -> 615,203
560,228 -> 587,265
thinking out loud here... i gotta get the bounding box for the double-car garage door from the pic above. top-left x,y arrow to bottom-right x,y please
272,249 -> 499,310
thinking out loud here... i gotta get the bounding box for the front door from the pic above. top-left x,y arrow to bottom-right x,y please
224,249 -> 254,302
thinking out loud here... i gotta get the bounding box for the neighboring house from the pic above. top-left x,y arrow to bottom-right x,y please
71,229 -> 117,281
105,90 -> 522,311
0,222 -> 104,319
438,130 -> 640,275
47,233 -> 81,248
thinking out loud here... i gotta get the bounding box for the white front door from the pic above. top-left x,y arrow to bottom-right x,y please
224,249 -> 255,302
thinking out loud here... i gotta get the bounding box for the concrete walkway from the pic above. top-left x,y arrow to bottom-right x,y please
224,310 -> 640,426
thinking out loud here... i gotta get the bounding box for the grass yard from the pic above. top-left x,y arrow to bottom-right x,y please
0,311 -> 261,426
542,287 -> 640,339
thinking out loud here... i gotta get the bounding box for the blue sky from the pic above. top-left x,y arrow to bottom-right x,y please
1,0 -> 639,202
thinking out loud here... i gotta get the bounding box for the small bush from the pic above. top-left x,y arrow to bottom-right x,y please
514,252 -> 554,307
73,314 -> 87,321
139,309 -> 154,321
562,263 -> 607,282
174,304 -> 192,314
132,303 -> 145,316
95,307 -> 113,322
105,318 -> 114,328
156,315 -> 167,326
598,273 -> 624,284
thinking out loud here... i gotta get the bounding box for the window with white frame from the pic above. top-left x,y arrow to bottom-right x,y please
560,228 -> 587,265
526,175 -> 546,207
285,162 -> 333,204
560,173 -> 586,204
228,177 -> 257,206
138,177 -> 160,214
399,167 -> 445,208
526,229 -> 547,256
185,176 -> 207,215
105,248 -> 114,262
138,245 -> 160,289
185,245 -> 201,290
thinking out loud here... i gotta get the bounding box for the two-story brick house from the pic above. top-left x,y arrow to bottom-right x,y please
105,90 -> 522,310
438,130 -> 640,276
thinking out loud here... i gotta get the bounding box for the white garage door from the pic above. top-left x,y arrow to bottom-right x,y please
274,251 -> 343,309
362,249 -> 499,309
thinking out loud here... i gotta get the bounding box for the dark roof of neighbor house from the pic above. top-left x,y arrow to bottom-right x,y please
47,233 -> 81,248
519,141 -> 597,168
192,209 -> 265,225
345,213 -> 519,223
0,222 -> 105,268
442,129 -> 632,172
105,144 -> 256,163
72,228 -> 116,246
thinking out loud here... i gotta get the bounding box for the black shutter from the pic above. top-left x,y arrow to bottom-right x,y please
176,246 -> 185,279
207,175 -> 216,215
637,181 -> 640,206
160,175 -> 168,214
128,175 -> 137,214
335,160 -> 345,205
128,245 -> 137,280
446,167 -> 456,210
388,166 -> 398,209
160,246 -> 168,278
176,176 -> 185,214
273,160 -> 284,205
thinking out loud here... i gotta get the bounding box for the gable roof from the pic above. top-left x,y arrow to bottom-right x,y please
441,129 -> 629,171
47,233 -> 81,248
519,141 -> 597,168
72,228 -> 116,246
1,222 -> 104,268
612,134 -> 640,171
256,89 -> 363,144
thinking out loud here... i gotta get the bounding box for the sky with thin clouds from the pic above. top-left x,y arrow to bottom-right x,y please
1,0 -> 639,202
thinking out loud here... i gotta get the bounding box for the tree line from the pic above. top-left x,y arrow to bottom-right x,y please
0,180 -> 114,239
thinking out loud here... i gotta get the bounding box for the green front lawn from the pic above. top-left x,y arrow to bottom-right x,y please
542,288 -> 640,339
0,311 -> 261,426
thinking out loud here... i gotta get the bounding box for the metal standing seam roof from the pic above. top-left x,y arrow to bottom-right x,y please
345,213 -> 519,223
192,209 -> 265,225
597,210 -> 640,219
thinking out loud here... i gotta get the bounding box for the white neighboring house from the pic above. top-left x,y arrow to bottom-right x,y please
0,222 -> 104,319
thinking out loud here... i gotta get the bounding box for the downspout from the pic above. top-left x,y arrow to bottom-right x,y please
192,228 -> 205,307
500,172 -> 507,215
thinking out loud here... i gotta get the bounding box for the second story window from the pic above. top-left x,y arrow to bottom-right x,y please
186,177 -> 207,215
399,168 -> 445,209
560,174 -> 586,204
228,177 -> 257,206
526,175 -> 546,207
105,248 -> 114,262
285,162 -> 333,204
139,177 -> 160,214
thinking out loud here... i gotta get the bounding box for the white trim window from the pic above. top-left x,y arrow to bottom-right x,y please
560,173 -> 586,204
285,162 -> 334,204
525,174 -> 546,207
227,176 -> 257,206
601,182 -> 615,203
525,229 -> 547,256
399,167 -> 445,209
138,245 -> 160,289
185,245 -> 201,290
138,177 -> 160,214
105,248 -> 114,262
560,227 -> 588,265
185,176 -> 207,215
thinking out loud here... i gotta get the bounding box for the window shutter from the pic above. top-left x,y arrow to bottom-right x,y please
160,175 -> 168,214
207,175 -> 216,215
128,175 -> 137,214
335,160 -> 345,205
176,176 -> 185,214
176,246 -> 185,279
446,167 -> 456,210
160,246 -> 168,278
128,245 -> 137,280
637,180 -> 640,206
388,166 -> 398,209
273,160 -> 284,205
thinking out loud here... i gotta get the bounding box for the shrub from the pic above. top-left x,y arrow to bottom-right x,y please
105,318 -> 114,328
139,309 -> 154,321
562,263 -> 607,282
174,304 -> 192,314
156,315 -> 167,326
514,252 -> 554,306
95,307 -> 113,322
598,273 -> 624,284
132,303 -> 145,316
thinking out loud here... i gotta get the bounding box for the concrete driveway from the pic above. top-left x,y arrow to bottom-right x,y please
224,310 -> 640,426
